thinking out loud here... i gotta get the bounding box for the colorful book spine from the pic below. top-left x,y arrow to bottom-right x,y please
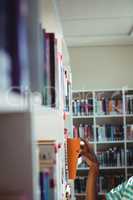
97,147 -> 125,167
96,125 -> 124,141
73,124 -> 94,141
95,98 -> 123,115
72,98 -> 93,116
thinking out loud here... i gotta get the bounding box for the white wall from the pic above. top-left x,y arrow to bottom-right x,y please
69,45 -> 133,90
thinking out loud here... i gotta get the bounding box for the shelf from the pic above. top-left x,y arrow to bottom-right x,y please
77,166 -> 125,170
95,114 -> 123,118
73,114 -> 124,118
75,193 -> 86,196
126,114 -> 133,117
40,160 -> 55,170
77,167 -> 89,170
99,192 -> 106,196
96,115 -> 123,124
38,140 -> 55,145
126,140 -> 133,143
96,140 -> 124,144
75,192 -> 105,196
127,166 -> 133,169
100,166 -> 125,170
0,92 -> 29,113
32,104 -> 61,114
73,115 -> 94,119
73,88 -> 124,93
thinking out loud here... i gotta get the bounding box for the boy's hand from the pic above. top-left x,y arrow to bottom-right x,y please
80,138 -> 99,176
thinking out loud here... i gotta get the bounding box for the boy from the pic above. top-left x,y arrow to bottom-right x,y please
80,139 -> 133,200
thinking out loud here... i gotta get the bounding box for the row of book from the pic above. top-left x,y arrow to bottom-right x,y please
95,98 -> 123,115
73,124 -> 94,140
75,175 -> 125,194
97,147 -> 125,167
73,124 -> 133,141
72,99 -> 93,116
72,97 -> 133,116
96,125 -> 124,141
78,148 -> 133,168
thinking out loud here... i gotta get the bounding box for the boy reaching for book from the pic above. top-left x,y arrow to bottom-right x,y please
80,139 -> 133,200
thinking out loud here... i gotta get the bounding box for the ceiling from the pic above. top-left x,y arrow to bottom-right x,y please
56,0 -> 133,46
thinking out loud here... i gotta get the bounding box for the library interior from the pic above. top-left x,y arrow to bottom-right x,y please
0,0 -> 133,200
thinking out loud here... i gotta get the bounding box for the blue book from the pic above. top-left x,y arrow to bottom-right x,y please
39,172 -> 45,200
44,171 -> 50,200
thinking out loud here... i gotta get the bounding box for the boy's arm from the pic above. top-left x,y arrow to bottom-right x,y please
86,163 -> 99,200
80,139 -> 99,200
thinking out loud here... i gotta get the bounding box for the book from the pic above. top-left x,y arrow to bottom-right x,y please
96,125 -> 124,141
126,95 -> 133,114
6,0 -> 30,92
42,30 -> 51,106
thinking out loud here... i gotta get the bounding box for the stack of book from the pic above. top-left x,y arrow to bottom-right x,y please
95,98 -> 123,115
96,124 -> 124,141
125,95 -> 133,114
73,124 -> 94,141
72,98 -> 93,116
97,147 -> 125,167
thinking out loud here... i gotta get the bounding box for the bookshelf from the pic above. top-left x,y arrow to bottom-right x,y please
0,0 -> 72,200
72,88 -> 133,200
